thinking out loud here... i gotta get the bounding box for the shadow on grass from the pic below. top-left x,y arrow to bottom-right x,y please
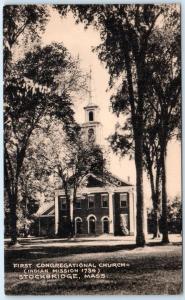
5,243 -> 136,271
147,241 -> 182,247
5,240 -> 182,272
5,237 -> 135,245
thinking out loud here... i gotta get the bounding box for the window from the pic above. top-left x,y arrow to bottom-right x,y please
89,111 -> 94,121
101,194 -> 109,208
120,193 -> 128,208
75,199 -> 81,209
59,197 -> 67,210
88,195 -> 95,208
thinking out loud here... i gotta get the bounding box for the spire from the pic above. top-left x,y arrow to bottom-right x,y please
88,66 -> 93,104
84,66 -> 98,109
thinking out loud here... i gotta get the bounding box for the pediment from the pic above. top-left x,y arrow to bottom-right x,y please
86,174 -> 105,187
82,172 -> 133,188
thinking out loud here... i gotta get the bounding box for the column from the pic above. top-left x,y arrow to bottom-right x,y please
38,218 -> 41,236
129,191 -> 135,236
143,201 -> 148,237
55,192 -> 59,235
109,192 -> 114,234
70,192 -> 74,222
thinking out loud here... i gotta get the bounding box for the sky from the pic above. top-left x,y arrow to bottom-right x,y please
41,7 -> 181,205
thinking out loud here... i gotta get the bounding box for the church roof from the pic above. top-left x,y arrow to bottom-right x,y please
84,172 -> 133,188
56,171 -> 133,190
103,171 -> 133,186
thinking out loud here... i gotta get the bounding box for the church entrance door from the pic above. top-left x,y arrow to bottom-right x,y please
102,217 -> 109,234
89,216 -> 96,234
75,218 -> 82,234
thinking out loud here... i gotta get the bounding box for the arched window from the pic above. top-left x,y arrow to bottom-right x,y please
88,128 -> 95,142
102,217 -> 109,234
89,111 -> 94,121
75,217 -> 82,234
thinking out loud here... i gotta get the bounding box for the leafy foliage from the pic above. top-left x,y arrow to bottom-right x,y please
148,196 -> 182,234
34,122 -> 105,191
4,5 -> 86,242
167,196 -> 182,233
31,121 -> 105,237
4,5 -> 49,72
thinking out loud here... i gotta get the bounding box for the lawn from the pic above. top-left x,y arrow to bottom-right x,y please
4,235 -> 182,295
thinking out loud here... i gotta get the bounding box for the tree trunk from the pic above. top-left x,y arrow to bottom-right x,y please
62,182 -> 71,238
161,147 -> 169,243
124,48 -> 146,247
5,171 -> 18,244
153,160 -> 161,238
70,219 -> 75,238
4,154 -> 18,244
70,188 -> 77,238
66,193 -> 72,237
152,170 -> 161,239
9,191 -> 18,245
153,204 -> 160,238
135,135 -> 146,247
147,161 -> 160,238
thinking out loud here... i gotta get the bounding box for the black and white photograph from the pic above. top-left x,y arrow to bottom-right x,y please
4,3 -> 182,295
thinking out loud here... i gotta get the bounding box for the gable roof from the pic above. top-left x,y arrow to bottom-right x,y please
104,171 -> 133,187
55,171 -> 133,190
83,172 -> 133,188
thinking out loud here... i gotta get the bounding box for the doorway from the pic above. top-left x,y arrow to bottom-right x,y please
75,217 -> 82,234
102,217 -> 109,234
88,216 -> 96,234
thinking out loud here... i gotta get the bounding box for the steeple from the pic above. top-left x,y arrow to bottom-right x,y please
85,66 -> 97,108
82,68 -> 102,145
88,66 -> 93,105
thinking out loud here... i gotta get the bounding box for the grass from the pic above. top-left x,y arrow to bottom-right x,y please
4,236 -> 182,295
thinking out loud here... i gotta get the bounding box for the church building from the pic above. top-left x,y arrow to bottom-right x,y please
35,72 -> 136,237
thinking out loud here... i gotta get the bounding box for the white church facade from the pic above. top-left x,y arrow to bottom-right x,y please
35,96 -> 136,237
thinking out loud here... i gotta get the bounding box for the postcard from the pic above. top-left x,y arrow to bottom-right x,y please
4,4 -> 182,295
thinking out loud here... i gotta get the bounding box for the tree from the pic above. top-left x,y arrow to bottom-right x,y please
3,5 -> 49,71
4,42 -> 85,244
167,196 -> 182,234
4,4 -> 48,244
35,122 -> 105,237
109,118 -> 162,239
15,149 -> 55,237
56,4 -> 170,246
108,7 -> 181,242
147,196 -> 182,235
144,9 -> 181,243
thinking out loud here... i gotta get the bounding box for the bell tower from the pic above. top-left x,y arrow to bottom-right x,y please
82,68 -> 102,145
